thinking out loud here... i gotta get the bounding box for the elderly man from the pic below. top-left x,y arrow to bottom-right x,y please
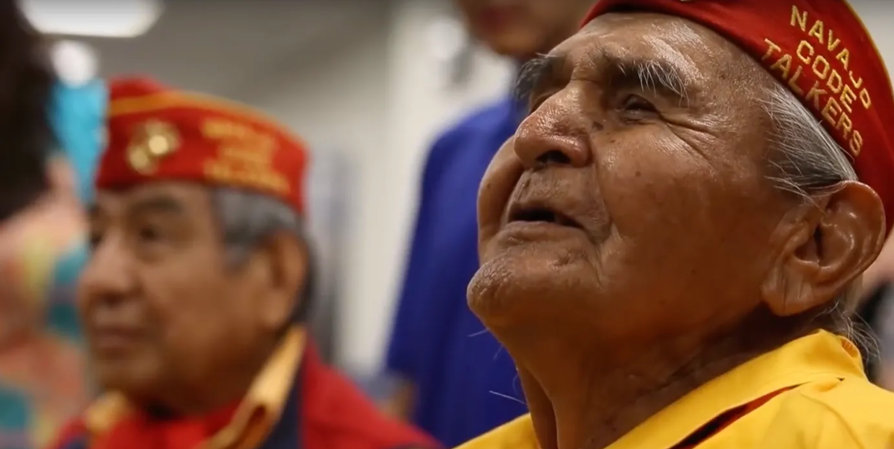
48,77 -> 437,449
459,0 -> 894,448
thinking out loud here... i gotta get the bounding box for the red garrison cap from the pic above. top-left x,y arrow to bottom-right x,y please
97,77 -> 309,214
583,0 -> 894,232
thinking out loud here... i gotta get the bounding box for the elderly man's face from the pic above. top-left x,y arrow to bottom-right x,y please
470,13 -> 820,339
79,183 -> 273,399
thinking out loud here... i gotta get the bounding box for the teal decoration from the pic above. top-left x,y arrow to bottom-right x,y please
46,292 -> 82,342
51,239 -> 88,290
0,386 -> 31,448
0,387 -> 29,429
49,81 -> 107,205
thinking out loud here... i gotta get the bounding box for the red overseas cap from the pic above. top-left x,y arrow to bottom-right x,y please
97,77 -> 310,214
583,0 -> 894,232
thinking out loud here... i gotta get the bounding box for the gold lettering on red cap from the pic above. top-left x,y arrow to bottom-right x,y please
807,20 -> 825,44
127,120 -> 179,175
837,49 -> 851,70
760,6 -> 876,158
762,38 -> 783,61
840,84 -> 857,112
770,54 -> 794,79
791,5 -> 808,30
201,118 -> 290,196
795,40 -> 813,64
850,128 -> 863,156
827,70 -> 843,94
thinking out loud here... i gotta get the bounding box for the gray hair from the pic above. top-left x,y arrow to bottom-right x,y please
211,187 -> 313,322
762,82 -> 865,341
763,84 -> 857,194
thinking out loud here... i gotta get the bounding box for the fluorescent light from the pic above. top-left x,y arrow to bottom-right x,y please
51,40 -> 98,86
18,0 -> 164,38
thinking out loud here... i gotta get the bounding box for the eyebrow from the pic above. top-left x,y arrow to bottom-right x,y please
615,55 -> 689,104
513,53 -> 562,103
514,49 -> 691,106
128,195 -> 185,217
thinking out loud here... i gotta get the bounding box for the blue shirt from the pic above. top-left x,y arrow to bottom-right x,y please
385,97 -> 527,447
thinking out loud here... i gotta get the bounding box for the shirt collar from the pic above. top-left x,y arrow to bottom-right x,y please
606,330 -> 865,449
481,330 -> 866,449
85,326 -> 306,447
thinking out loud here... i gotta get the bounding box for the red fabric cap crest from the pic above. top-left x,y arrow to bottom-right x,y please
582,0 -> 894,233
97,77 -> 310,214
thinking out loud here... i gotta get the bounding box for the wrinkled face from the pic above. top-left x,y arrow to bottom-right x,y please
79,182 -> 265,397
469,13 -> 798,340
454,0 -> 591,59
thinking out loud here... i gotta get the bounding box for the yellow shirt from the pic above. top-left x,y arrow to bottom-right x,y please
457,330 -> 894,449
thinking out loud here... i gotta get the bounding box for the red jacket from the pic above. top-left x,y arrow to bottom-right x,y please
48,344 -> 437,449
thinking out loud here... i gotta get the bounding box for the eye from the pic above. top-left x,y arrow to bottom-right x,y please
137,225 -> 162,243
132,221 -> 176,260
87,222 -> 106,249
620,94 -> 657,112
88,232 -> 103,249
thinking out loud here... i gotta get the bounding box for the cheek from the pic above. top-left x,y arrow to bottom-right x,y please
597,133 -> 759,239
594,133 -> 775,279
141,259 -> 226,343
479,143 -> 523,252
155,272 -> 264,368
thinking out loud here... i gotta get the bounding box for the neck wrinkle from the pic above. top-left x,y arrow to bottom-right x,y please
501,309 -> 819,449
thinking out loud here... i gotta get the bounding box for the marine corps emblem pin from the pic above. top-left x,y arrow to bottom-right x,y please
127,119 -> 179,174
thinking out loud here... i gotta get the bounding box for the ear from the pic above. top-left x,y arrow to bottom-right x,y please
248,232 -> 307,331
761,181 -> 886,316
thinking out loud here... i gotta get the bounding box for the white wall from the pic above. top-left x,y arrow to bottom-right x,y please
233,0 -> 512,373
854,1 -> 894,36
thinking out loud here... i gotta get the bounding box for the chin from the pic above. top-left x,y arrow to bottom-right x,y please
90,357 -> 158,395
468,247 -> 593,330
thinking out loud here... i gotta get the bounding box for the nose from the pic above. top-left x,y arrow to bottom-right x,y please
513,91 -> 591,170
78,233 -> 136,308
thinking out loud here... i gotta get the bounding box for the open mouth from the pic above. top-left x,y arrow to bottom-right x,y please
509,206 -> 580,228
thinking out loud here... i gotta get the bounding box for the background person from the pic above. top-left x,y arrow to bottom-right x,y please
50,77 -> 438,449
